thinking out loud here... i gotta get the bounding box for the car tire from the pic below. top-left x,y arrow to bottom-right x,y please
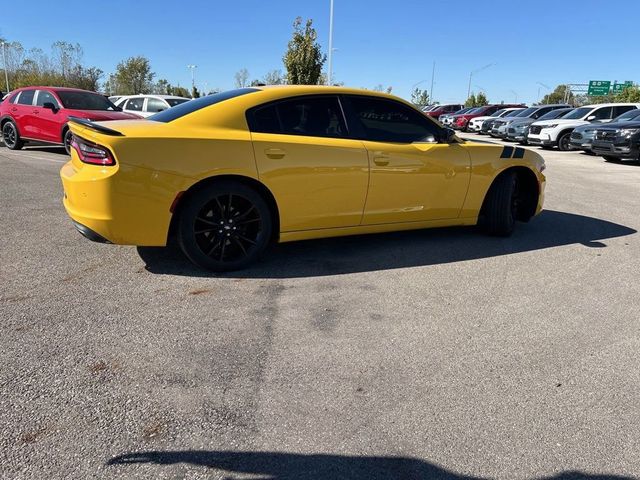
483,171 -> 519,237
603,156 -> 619,163
63,129 -> 73,155
557,132 -> 572,151
177,180 -> 273,271
2,121 -> 24,150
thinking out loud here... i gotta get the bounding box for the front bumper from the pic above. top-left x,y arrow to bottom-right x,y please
569,139 -> 594,151
592,140 -> 639,159
527,133 -> 556,147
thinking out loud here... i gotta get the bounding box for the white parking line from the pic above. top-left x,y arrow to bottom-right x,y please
0,150 -> 68,164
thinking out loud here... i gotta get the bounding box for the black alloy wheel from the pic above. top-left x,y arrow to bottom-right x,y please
63,129 -> 73,155
177,181 -> 272,271
557,132 -> 572,151
2,121 -> 23,150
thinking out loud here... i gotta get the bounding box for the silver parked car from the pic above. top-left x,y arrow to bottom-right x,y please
570,108 -> 640,152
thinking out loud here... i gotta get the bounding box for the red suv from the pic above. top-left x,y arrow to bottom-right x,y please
424,103 -> 464,121
0,87 -> 140,154
452,104 -> 525,132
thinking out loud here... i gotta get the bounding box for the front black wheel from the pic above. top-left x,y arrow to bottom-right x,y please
603,156 -> 620,163
482,171 -> 519,237
63,129 -> 73,155
177,181 -> 272,271
557,132 -> 572,151
2,121 -> 24,150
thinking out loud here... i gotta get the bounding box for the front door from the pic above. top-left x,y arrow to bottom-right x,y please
33,90 -> 62,143
343,95 -> 471,225
248,95 -> 369,232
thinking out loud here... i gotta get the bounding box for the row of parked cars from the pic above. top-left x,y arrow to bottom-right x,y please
429,101 -> 640,163
0,87 -> 191,153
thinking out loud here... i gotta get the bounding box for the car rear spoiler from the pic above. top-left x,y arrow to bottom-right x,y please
68,116 -> 124,137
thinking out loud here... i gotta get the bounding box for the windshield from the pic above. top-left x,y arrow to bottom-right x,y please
57,91 -> 119,111
453,107 -> 472,115
563,107 -> 592,120
467,107 -> 483,114
166,98 -> 190,107
493,109 -> 507,117
515,107 -> 537,117
613,109 -> 640,122
538,108 -> 571,121
505,109 -> 524,117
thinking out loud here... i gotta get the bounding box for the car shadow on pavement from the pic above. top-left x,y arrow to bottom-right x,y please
106,450 -> 634,480
137,209 -> 636,279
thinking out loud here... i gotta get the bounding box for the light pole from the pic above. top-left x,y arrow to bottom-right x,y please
429,61 -> 436,103
327,0 -> 334,85
1,42 -> 9,93
187,64 -> 197,97
467,63 -> 494,100
510,89 -> 519,103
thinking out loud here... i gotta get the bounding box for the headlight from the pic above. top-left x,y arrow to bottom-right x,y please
542,124 -> 558,129
621,128 -> 640,137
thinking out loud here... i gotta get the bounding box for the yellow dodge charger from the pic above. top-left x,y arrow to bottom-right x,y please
60,86 -> 545,271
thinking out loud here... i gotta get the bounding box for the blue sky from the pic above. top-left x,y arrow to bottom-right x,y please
2,0 -> 638,104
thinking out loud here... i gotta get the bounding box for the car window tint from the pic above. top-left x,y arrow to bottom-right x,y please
125,98 -> 144,111
591,107 -> 613,120
613,105 -> 636,117
348,96 -> 437,143
146,97 -> 166,113
36,91 -> 59,108
17,90 -> 35,105
251,96 -> 347,138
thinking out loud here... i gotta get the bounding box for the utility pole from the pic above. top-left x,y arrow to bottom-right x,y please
467,63 -> 494,100
429,61 -> 435,103
1,42 -> 9,93
187,65 -> 197,97
327,0 -> 334,86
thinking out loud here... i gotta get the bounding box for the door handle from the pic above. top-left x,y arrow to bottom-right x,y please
373,151 -> 390,166
265,148 -> 286,159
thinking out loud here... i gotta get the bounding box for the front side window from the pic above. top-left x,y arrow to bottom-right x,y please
591,107 -> 613,120
250,96 -> 347,138
166,98 -> 189,107
35,90 -> 60,108
125,98 -> 145,112
17,90 -> 35,105
146,97 -> 167,113
347,96 -> 439,143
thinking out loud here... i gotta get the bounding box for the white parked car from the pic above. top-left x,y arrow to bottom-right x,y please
527,103 -> 640,151
114,95 -> 191,118
468,107 -> 525,133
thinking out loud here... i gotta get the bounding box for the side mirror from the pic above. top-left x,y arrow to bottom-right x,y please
586,115 -> 596,121
43,102 -> 57,111
440,127 -> 456,143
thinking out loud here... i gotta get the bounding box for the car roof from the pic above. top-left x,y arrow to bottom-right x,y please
118,94 -> 191,100
580,103 -> 640,108
15,86 -> 97,93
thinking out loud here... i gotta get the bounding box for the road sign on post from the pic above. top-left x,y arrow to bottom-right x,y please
612,81 -> 634,94
588,80 -> 611,96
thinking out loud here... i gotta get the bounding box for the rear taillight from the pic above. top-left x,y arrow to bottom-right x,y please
71,136 -> 115,166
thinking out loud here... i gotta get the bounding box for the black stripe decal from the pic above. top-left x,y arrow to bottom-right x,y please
501,146 -> 514,159
512,147 -> 525,159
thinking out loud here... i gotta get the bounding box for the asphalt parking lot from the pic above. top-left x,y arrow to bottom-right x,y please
2,135 -> 640,480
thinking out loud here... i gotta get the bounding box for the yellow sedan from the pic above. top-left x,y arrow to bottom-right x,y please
60,86 -> 545,271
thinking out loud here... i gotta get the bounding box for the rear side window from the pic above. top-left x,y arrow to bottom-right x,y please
146,97 -> 167,113
125,98 -> 144,111
613,105 -> 636,117
150,88 -> 258,122
347,95 -> 439,143
17,90 -> 35,105
249,96 -> 347,138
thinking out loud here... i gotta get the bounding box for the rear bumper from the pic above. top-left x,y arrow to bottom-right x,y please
60,157 -> 187,246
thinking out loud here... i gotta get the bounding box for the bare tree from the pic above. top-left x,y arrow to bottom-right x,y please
234,68 -> 250,88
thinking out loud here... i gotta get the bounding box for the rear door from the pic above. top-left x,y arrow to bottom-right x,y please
13,89 -> 37,137
33,90 -> 63,143
145,97 -> 168,116
344,95 -> 471,225
248,95 -> 370,231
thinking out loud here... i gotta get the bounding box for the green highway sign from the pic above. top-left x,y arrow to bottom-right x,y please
588,80 -> 611,96
612,81 -> 634,93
